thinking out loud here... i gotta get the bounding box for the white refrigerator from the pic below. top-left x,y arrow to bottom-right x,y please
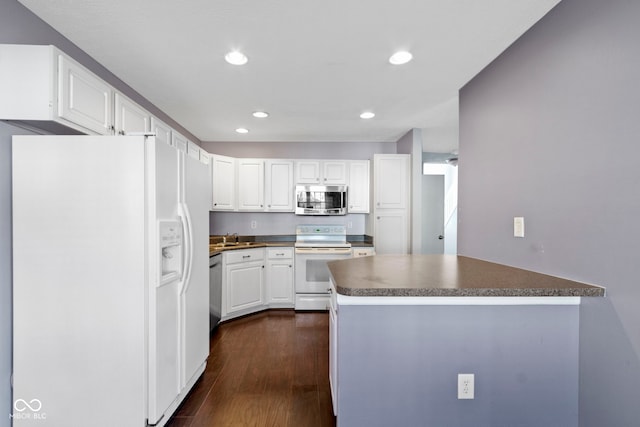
11,135 -> 210,426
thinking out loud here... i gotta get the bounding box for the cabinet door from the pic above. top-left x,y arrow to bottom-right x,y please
226,262 -> 264,313
211,155 -> 236,210
265,160 -> 294,211
348,160 -> 370,213
296,160 -> 321,184
323,161 -> 347,185
237,159 -> 265,211
374,212 -> 409,255
150,117 -> 172,146
267,260 -> 294,305
374,155 -> 410,210
58,55 -> 113,135
114,93 -> 150,135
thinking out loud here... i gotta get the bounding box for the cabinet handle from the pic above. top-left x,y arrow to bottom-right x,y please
243,255 -> 251,259
289,265 -> 292,268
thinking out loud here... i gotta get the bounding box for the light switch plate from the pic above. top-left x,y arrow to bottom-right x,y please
514,217 -> 525,238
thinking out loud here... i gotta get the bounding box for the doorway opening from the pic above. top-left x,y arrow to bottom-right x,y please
422,159 -> 458,254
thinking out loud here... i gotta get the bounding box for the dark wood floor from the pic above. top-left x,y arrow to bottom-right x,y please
166,310 -> 336,427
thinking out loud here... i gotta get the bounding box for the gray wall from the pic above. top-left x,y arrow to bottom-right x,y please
458,0 -> 640,425
339,304 -> 580,427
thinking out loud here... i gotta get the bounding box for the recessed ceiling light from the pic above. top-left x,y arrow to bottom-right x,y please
360,112 -> 375,119
389,51 -> 413,65
235,128 -> 249,134
225,51 -> 248,65
252,111 -> 269,118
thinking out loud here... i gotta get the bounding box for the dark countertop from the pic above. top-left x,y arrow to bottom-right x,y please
328,254 -> 605,297
209,234 -> 373,256
209,241 -> 294,256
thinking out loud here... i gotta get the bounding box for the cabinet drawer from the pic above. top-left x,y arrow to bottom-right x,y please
352,247 -> 375,258
224,248 -> 264,264
267,247 -> 293,260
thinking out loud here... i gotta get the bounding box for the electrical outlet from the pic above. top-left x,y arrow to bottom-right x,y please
458,373 -> 475,399
250,220 -> 257,229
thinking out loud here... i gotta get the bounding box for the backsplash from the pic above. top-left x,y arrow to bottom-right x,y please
209,211 -> 366,236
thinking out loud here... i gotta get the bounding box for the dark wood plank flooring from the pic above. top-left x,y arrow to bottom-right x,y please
166,310 -> 336,427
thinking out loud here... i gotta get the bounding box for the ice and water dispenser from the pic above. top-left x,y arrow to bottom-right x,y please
159,221 -> 182,285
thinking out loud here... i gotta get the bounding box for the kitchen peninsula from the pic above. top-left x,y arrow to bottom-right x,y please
327,255 -> 604,427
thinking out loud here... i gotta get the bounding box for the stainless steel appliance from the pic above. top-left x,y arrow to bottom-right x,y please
209,253 -> 222,331
295,185 -> 348,215
295,225 -> 352,310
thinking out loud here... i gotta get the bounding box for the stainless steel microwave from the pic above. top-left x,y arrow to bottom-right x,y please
295,185 -> 348,215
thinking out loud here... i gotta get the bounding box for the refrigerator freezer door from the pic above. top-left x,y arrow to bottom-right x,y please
12,135 -> 147,426
148,138 -> 182,424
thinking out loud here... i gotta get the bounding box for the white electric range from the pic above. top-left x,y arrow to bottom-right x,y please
294,225 -> 352,310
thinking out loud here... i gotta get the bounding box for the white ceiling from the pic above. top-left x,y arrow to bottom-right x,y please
19,0 -> 560,150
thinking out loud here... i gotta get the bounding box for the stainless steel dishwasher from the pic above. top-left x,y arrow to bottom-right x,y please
209,253 -> 222,331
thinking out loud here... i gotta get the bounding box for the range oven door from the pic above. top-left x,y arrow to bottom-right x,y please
295,248 -> 352,294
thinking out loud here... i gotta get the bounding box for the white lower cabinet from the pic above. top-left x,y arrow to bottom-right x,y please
222,248 -> 265,321
374,211 -> 409,255
266,248 -> 294,307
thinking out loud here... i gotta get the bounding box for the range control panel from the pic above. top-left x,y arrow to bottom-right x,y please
296,225 -> 346,236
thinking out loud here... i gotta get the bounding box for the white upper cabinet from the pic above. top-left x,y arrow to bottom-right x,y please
374,154 -> 410,210
348,160 -> 370,213
265,160 -> 294,212
0,44 -> 157,137
323,161 -> 348,185
187,140 -> 201,161
295,161 -> 321,184
114,93 -> 150,135
237,159 -> 265,211
295,160 -> 347,185
210,154 -> 236,211
172,131 -> 188,153
150,117 -> 173,146
58,54 -> 114,135
0,44 -> 113,134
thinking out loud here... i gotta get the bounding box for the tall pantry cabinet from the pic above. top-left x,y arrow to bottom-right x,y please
371,154 -> 411,254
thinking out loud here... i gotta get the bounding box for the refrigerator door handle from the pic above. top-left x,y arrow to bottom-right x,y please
178,202 -> 194,295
